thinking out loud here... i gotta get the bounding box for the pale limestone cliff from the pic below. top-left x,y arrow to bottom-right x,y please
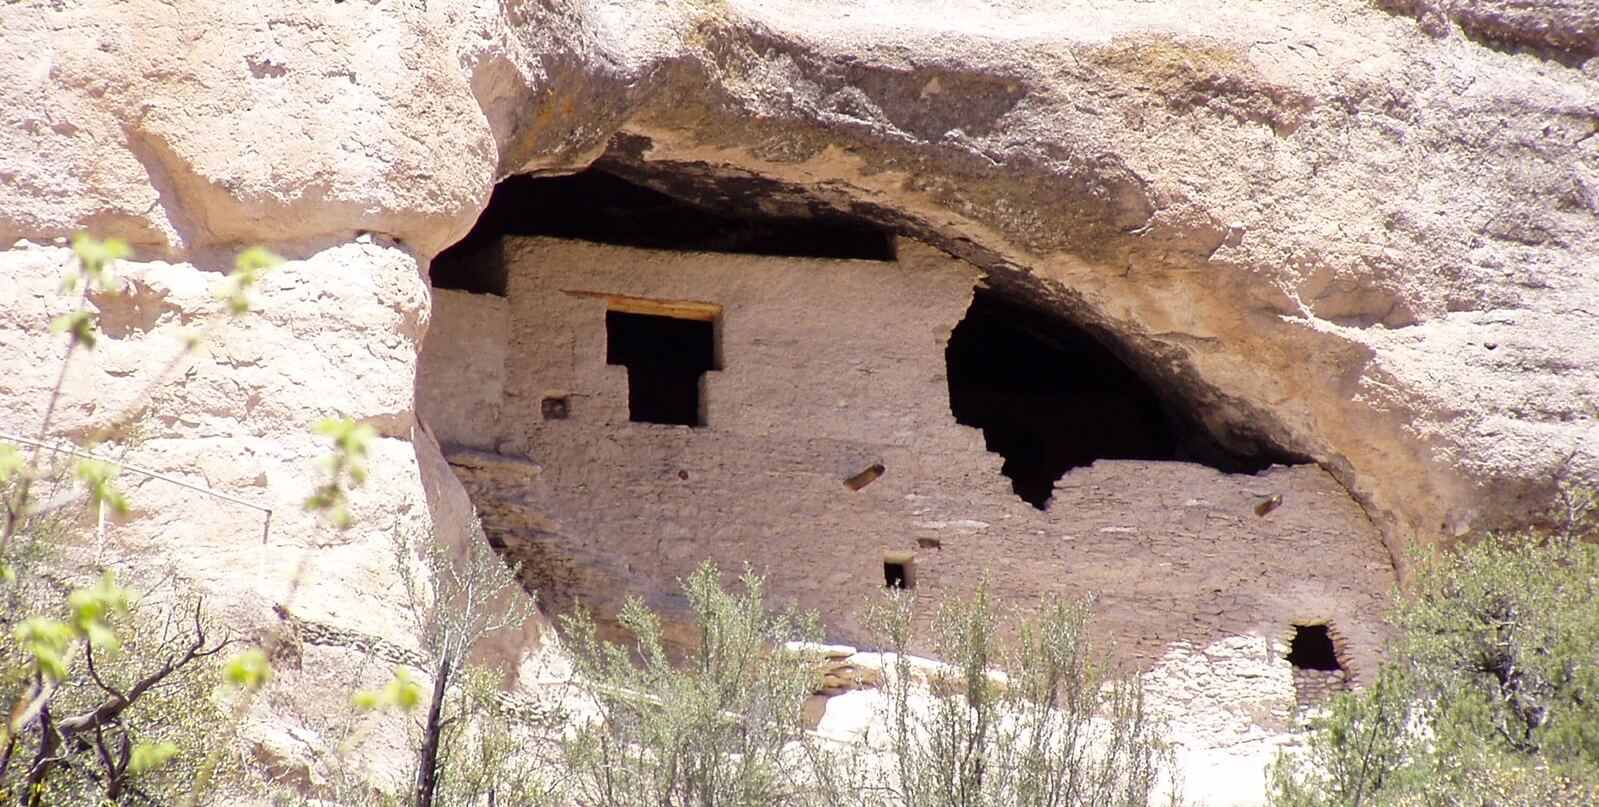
2,0 -> 1596,802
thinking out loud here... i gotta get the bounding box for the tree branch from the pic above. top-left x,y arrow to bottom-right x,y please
57,601 -> 228,741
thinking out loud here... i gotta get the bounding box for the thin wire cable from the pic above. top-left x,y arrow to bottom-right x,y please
0,431 -> 274,576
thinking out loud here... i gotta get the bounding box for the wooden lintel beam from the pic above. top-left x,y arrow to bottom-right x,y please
564,290 -> 722,322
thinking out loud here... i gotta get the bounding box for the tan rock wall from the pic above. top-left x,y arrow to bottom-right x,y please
5,0 -> 1597,799
0,238 -> 549,787
8,0 -> 1596,566
595,0 -> 1599,555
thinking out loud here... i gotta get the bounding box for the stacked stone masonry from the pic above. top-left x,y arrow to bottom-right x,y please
419,233 -> 1394,666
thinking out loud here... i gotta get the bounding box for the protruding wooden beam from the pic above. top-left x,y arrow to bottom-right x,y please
564,290 -> 722,322
844,463 -> 886,492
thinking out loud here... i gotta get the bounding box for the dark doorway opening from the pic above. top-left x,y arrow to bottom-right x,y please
883,559 -> 913,590
430,169 -> 896,294
946,289 -> 1278,509
607,311 -> 717,426
1286,624 -> 1342,672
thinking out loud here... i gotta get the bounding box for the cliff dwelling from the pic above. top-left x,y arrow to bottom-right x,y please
417,168 -> 1396,688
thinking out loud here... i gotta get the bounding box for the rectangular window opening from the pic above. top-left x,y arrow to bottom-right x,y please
601,300 -> 719,427
883,553 -> 915,590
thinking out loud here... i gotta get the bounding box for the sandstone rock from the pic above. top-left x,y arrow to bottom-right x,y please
786,641 -> 860,659
4,0 -> 1598,802
0,238 -> 540,788
0,1 -> 504,255
560,0 -> 1599,560
1377,0 -> 1599,64
8,0 -> 1597,556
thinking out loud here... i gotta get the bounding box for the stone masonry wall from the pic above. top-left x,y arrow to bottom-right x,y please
416,236 -> 1397,761
416,234 -> 1400,802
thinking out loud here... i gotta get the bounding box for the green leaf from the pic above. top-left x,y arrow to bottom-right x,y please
234,246 -> 283,273
73,459 -> 131,517
217,246 -> 282,315
83,621 -> 118,651
50,310 -> 99,348
71,233 -> 129,291
388,668 -> 423,711
129,741 -> 179,774
353,668 -> 423,712
303,486 -> 353,529
0,443 -> 23,482
14,617 -> 76,683
72,233 -> 131,270
224,648 -> 273,690
35,645 -> 67,682
306,417 -> 376,529
64,570 -> 131,653
313,417 -> 376,458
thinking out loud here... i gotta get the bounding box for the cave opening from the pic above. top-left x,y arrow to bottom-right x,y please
430,168 -> 897,294
607,310 -> 717,427
1286,624 -> 1342,672
946,289 -> 1277,509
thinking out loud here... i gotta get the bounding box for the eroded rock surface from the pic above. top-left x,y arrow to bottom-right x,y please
3,0 -> 1597,802
574,0 -> 1599,557
7,0 -> 1596,560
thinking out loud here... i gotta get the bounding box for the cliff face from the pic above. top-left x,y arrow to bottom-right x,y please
575,1 -> 1599,555
8,0 -> 1597,550
2,0 -> 1596,797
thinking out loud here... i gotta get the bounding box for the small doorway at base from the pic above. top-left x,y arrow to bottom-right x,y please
1286,623 -> 1351,708
883,553 -> 916,590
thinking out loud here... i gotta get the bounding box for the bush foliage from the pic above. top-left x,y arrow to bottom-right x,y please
1268,487 -> 1599,807
562,563 -> 823,807
560,567 -> 1177,807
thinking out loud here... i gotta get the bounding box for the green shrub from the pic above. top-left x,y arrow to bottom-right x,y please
865,585 -> 1177,807
0,569 -> 239,805
561,562 -> 823,807
560,567 -> 1177,807
1268,487 -> 1599,806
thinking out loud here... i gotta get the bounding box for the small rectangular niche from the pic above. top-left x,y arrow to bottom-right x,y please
586,293 -> 720,427
541,396 -> 570,420
883,553 -> 915,590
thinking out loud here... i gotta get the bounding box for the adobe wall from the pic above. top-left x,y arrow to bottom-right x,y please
418,235 -> 1395,677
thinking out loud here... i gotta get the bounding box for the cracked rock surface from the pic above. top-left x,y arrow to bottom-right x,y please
9,0 -> 1592,553
2,0 -> 1597,799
